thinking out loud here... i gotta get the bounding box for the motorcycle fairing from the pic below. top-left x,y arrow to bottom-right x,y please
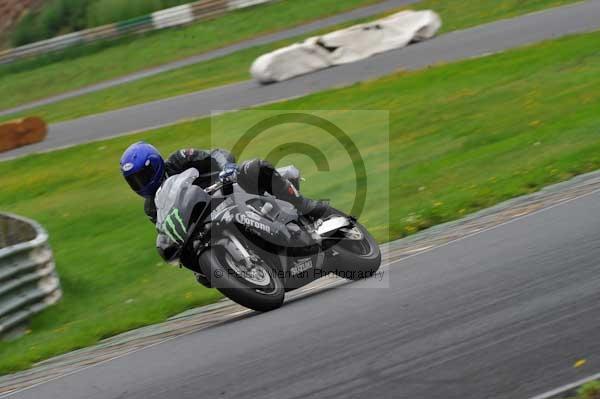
155,168 -> 210,245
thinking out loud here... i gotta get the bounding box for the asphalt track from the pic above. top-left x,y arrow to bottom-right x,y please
4,174 -> 600,399
0,0 -> 419,118
3,0 -> 600,160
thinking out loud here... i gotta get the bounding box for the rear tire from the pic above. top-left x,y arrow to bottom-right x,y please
330,222 -> 381,281
199,246 -> 285,312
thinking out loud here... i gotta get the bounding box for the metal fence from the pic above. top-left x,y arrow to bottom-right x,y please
0,213 -> 61,339
0,0 -> 274,65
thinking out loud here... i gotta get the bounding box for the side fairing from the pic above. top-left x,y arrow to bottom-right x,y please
155,168 -> 209,245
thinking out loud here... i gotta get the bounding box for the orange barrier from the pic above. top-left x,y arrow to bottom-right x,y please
0,117 -> 47,153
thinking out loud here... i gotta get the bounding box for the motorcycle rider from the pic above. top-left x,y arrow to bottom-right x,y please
119,141 -> 332,224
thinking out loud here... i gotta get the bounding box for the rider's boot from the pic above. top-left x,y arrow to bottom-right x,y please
296,197 -> 334,220
275,180 -> 334,221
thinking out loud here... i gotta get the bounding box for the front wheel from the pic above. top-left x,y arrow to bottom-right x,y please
199,245 -> 285,312
330,222 -> 381,281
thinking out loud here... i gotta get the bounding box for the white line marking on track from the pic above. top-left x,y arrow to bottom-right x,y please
529,371 -> 600,399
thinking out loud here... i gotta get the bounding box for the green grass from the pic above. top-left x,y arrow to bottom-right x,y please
0,0 -> 383,111
569,381 -> 600,399
1,0 -> 583,123
10,0 -> 196,47
422,0 -> 583,34
2,29 -> 600,374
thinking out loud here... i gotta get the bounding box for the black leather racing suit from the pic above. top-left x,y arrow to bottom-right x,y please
144,148 -> 323,223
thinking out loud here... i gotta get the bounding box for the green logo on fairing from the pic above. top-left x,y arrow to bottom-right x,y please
162,208 -> 187,244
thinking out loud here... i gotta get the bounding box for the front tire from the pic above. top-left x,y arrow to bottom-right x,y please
199,246 -> 285,312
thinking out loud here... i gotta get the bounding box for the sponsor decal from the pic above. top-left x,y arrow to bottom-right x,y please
290,257 -> 313,276
235,212 -> 271,233
122,162 -> 134,172
220,209 -> 234,223
209,203 -> 235,222
245,211 -> 261,221
162,208 -> 187,244
211,207 -> 270,233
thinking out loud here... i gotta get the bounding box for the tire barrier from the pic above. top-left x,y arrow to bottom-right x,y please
0,117 -> 47,153
0,213 -> 61,339
0,0 -> 275,65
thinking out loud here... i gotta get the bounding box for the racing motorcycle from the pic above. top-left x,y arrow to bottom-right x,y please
154,166 -> 381,312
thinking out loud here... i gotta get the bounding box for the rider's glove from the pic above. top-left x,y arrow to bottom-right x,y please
219,163 -> 239,183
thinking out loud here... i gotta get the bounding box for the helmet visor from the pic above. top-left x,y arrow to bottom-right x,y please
125,164 -> 156,192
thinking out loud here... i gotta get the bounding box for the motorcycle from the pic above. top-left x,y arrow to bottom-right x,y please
154,166 -> 381,312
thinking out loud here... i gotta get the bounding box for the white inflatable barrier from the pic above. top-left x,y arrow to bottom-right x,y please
251,10 -> 442,83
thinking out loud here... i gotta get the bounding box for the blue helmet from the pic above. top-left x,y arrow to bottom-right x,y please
120,142 -> 165,198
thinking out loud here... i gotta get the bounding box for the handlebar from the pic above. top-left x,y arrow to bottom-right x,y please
205,181 -> 223,194
205,180 -> 235,195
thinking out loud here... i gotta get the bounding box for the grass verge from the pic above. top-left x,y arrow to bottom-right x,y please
0,0 -> 382,111
0,0 -> 582,118
568,381 -> 600,399
2,29 -> 600,374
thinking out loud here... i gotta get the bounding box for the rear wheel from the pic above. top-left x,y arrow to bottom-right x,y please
331,222 -> 381,281
199,241 -> 284,312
